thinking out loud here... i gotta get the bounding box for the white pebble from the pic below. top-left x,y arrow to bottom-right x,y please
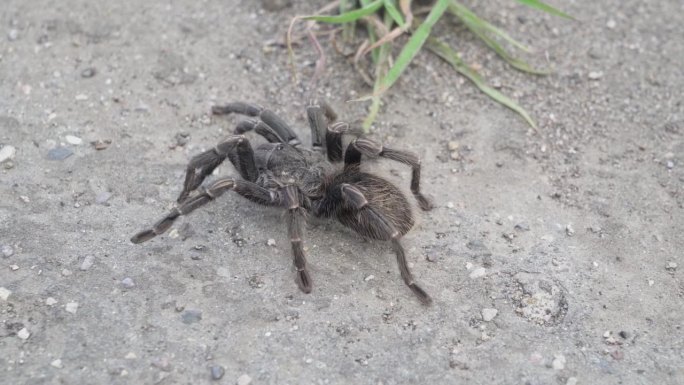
446,201 -> 454,208
648,279 -> 654,286
80,255 -> 94,271
168,228 -> 179,239
469,267 -> 486,279
51,359 -> 63,368
0,145 -> 16,163
588,71 -> 603,80
566,224 -> 575,236
606,19 -> 616,29
566,377 -> 578,385
121,277 -> 135,288
65,302 -> 79,313
65,135 -> 83,145
266,238 -> 276,246
481,308 -> 498,322
61,268 -> 72,276
0,287 -> 11,301
10,264 -> 19,271
666,262 -> 678,270
74,94 -> 89,101
46,297 -> 58,306
237,374 -> 252,385
125,352 -> 137,359
364,275 -> 375,281
552,354 -> 566,370
17,327 -> 30,340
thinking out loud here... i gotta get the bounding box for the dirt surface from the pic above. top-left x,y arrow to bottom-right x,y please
1,0 -> 682,384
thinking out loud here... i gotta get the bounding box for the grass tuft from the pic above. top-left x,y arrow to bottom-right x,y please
288,0 -> 571,131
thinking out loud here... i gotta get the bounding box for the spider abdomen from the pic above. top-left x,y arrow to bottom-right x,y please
331,171 -> 414,240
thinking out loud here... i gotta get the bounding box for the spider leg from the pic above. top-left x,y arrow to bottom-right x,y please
344,138 -> 433,211
306,99 -> 338,153
131,178 -> 276,244
282,185 -> 312,293
177,135 -> 258,203
212,102 -> 300,146
339,184 -> 432,305
235,119 -> 284,143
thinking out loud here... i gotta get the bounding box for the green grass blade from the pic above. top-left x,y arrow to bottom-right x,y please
340,0 -> 356,42
377,0 -> 450,94
303,0 -> 382,24
363,11 -> 396,131
516,0 -> 574,19
449,2 -> 530,52
425,36 -> 537,129
456,16 -> 548,74
360,0 -> 381,64
383,0 -> 406,28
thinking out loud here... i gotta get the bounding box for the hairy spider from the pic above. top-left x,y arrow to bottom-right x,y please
131,100 -> 433,304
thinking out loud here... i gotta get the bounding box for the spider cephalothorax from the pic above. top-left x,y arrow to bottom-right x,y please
131,100 -> 433,304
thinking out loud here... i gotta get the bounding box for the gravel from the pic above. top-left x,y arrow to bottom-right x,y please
17,328 -> 30,340
237,374 -> 252,385
65,302 -> 79,314
1,245 -> 13,257
80,255 -> 95,271
121,277 -> 135,289
0,145 -> 16,163
481,308 -> 498,322
0,287 -> 11,301
209,365 -> 225,380
46,146 -> 73,161
181,309 -> 202,324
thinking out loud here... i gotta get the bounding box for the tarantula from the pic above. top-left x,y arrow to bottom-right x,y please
131,100 -> 433,304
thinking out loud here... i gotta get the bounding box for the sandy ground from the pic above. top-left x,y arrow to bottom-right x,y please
1,0 -> 682,384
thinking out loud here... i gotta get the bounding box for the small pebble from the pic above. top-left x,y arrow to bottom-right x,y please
1,244 -> 14,257
619,331 -> 629,339
566,224 -> 575,236
47,146 -> 73,161
151,356 -> 172,371
0,287 -> 11,301
210,365 -> 225,380
174,132 -> 191,147
92,139 -> 111,150
666,262 -> 677,271
588,71 -> 603,80
364,274 -> 375,281
514,223 -> 530,232
81,68 -> 96,78
446,201 -> 454,208
51,359 -> 63,368
447,141 -> 459,151
121,277 -> 135,288
552,354 -> 566,370
95,191 -> 112,205
666,160 -> 674,169
61,268 -> 72,276
65,302 -> 79,314
125,352 -> 137,359
606,19 -> 616,29
46,297 -> 58,306
181,309 -> 202,324
19,195 -> 30,203
10,264 -> 20,270
65,135 -> 83,145
0,145 -> 17,163
566,377 -> 578,385
74,94 -> 89,101
481,308 -> 498,322
80,255 -> 95,271
237,374 -> 252,385
469,267 -> 486,279
17,327 -> 30,340
648,279 -> 655,286
266,238 -> 276,246
8,29 -> 19,41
